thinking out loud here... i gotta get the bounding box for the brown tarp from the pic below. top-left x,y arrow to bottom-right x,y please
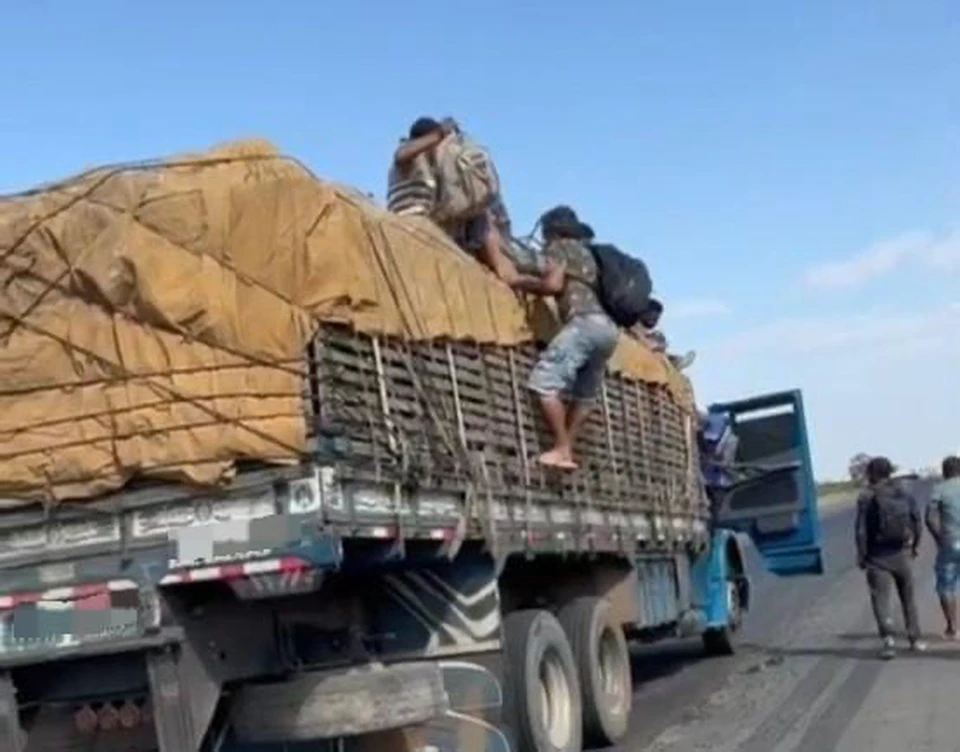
0,140 -> 693,506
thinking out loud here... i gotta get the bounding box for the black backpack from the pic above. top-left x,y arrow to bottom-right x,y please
588,243 -> 653,328
869,485 -> 913,548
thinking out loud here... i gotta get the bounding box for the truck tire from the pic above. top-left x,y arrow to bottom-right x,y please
557,597 -> 631,748
703,578 -> 743,656
503,609 -> 583,752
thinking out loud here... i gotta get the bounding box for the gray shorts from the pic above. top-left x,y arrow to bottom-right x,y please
528,313 -> 619,402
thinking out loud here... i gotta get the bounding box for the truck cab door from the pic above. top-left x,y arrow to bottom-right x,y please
708,390 -> 823,576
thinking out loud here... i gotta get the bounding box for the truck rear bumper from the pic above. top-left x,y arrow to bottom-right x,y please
0,627 -> 182,671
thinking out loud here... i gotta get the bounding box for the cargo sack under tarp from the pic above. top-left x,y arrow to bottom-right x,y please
387,152 -> 436,217
589,243 -> 653,328
433,132 -> 500,222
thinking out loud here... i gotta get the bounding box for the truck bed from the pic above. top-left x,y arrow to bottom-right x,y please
0,324 -> 708,592
311,323 -> 704,529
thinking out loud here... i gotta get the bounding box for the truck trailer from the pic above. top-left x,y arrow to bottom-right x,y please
0,143 -> 823,752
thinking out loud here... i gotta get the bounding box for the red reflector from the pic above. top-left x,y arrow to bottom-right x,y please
119,701 -> 141,729
98,704 -> 120,731
74,706 -> 98,734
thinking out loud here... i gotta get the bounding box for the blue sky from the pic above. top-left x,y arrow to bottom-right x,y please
2,0 -> 958,478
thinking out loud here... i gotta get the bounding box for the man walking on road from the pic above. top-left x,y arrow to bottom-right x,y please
925,455 -> 960,639
855,456 -> 926,658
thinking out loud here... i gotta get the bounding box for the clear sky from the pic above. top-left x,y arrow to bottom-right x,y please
2,1 -> 958,478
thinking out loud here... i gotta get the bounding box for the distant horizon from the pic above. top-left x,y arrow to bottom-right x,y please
2,0 -> 957,478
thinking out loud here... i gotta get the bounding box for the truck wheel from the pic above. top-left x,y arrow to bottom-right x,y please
703,578 -> 743,656
558,597 -> 631,748
503,609 -> 583,752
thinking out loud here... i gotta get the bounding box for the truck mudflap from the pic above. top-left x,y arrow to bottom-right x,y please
147,642 -> 221,752
0,672 -> 25,752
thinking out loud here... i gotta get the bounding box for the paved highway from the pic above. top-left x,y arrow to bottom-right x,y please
617,495 -> 957,751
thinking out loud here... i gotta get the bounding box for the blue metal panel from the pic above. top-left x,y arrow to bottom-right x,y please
690,529 -> 751,629
708,389 -> 824,577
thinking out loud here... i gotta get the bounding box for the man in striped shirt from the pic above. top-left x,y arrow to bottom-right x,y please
386,118 -> 442,217
388,116 -> 518,284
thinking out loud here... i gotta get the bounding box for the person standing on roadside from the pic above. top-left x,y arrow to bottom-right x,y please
925,456 -> 960,639
855,456 -> 926,658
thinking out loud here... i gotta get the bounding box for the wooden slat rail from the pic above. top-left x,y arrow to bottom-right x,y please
308,324 -> 706,546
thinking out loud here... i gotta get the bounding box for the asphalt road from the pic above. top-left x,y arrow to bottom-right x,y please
614,501 -> 868,751
615,482 -> 960,752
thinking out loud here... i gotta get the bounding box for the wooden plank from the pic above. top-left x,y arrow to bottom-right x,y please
312,324 -> 703,534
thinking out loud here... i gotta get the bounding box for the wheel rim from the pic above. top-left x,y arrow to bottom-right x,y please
538,647 -> 573,748
597,627 -> 629,714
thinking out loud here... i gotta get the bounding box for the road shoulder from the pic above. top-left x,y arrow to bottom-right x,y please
647,545 -> 960,752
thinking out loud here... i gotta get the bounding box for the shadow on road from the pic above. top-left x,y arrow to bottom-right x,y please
755,642 -> 960,661
629,638 -> 721,685
838,632 -> 888,641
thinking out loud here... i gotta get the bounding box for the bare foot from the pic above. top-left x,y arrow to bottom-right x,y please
538,449 -> 578,470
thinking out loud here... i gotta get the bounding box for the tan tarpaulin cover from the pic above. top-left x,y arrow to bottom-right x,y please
0,140 -> 693,506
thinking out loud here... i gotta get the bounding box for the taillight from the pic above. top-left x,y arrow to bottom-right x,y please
73,699 -> 151,734
74,705 -> 98,733
98,704 -> 120,731
119,701 -> 141,729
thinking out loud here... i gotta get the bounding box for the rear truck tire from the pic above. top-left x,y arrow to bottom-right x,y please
702,577 -> 744,656
503,609 -> 583,752
557,597 -> 631,748
230,662 -> 448,744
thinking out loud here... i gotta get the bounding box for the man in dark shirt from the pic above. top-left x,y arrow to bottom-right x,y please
855,456 -> 925,657
524,206 -> 619,470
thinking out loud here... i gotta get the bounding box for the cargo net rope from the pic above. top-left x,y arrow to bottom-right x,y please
0,140 -> 705,548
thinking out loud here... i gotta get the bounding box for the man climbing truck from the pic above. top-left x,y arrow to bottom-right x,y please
0,142 -> 823,752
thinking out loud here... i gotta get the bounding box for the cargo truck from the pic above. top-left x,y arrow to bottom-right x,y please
0,145 -> 824,752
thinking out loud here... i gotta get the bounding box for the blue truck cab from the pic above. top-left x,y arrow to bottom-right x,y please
691,389 -> 823,653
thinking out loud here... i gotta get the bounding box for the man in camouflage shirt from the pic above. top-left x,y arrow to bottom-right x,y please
521,206 -> 620,470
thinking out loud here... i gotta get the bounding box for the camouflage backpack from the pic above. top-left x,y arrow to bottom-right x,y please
432,131 -> 501,222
